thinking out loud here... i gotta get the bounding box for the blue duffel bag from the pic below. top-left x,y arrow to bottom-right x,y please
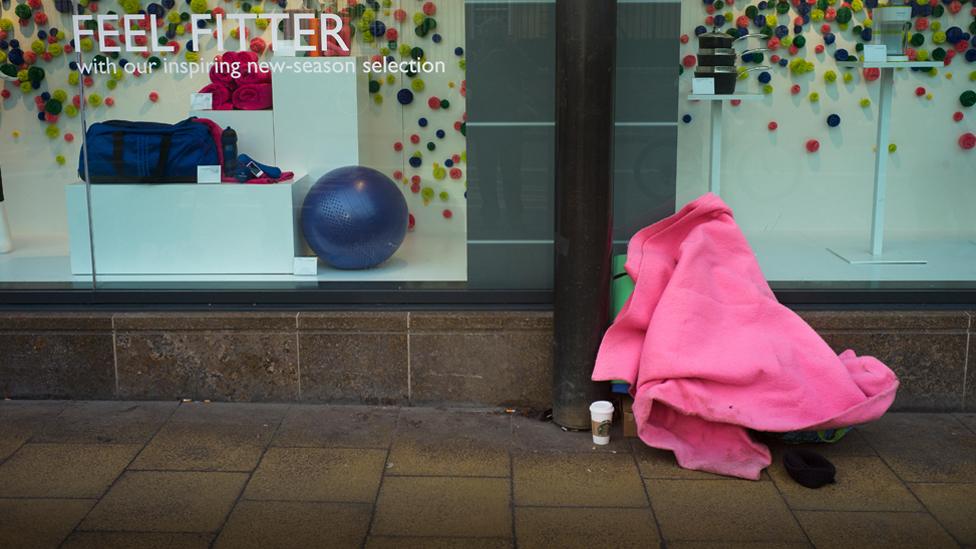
78,118 -> 219,183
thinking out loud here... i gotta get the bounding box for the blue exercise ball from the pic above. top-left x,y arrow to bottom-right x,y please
301,166 -> 409,270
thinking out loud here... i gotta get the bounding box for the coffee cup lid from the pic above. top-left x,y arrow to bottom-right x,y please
590,401 -> 614,414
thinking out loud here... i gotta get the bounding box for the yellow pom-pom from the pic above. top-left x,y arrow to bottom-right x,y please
56,155 -> 66,165
932,31 -> 946,45
762,84 -> 773,94
68,72 -> 80,85
46,125 -> 60,139
80,37 -> 95,52
88,93 -> 102,107
860,98 -> 871,107
0,18 -> 14,31
53,89 -> 68,102
185,51 -> 200,62
925,92 -> 933,100
372,94 -> 382,105
824,70 -> 837,83
255,18 -> 269,30
809,92 -> 820,102
106,79 -> 117,90
19,81 -> 31,93
386,74 -> 395,85
411,78 -> 425,92
0,51 -> 6,64
888,144 -> 897,153
11,130 -> 20,138
65,104 -> 78,117
843,72 -> 853,83
412,12 -> 424,25
31,40 -> 45,54
47,43 -> 63,57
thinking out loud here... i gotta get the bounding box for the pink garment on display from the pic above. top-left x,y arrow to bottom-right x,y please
198,83 -> 233,110
231,83 -> 273,111
592,193 -> 899,480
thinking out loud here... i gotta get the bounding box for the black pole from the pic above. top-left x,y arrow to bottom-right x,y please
552,0 -> 616,429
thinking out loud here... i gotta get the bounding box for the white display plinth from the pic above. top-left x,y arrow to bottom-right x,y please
66,179 -> 306,275
687,93 -> 763,196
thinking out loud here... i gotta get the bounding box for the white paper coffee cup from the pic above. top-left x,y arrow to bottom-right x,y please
590,400 -> 614,445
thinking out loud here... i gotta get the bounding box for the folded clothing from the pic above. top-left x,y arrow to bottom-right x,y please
232,83 -> 273,111
198,83 -> 233,110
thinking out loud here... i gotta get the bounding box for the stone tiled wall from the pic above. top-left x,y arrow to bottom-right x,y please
0,310 -> 972,411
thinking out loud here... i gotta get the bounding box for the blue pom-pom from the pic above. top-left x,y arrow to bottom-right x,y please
454,46 -> 464,56
38,112 -> 47,121
758,71 -> 771,84
827,114 -> 841,127
409,156 -> 422,168
682,114 -> 692,124
445,159 -> 454,167
418,117 -> 428,127
397,89 -> 414,105
436,129 -> 445,139
432,33 -> 442,43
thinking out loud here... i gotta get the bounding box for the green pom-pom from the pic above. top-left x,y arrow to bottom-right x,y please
14,4 -> 32,20
368,80 -> 380,93
45,99 -> 63,115
0,63 -> 18,79
27,66 -> 45,83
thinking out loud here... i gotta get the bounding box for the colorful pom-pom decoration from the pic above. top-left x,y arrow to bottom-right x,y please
960,132 -> 976,150
806,139 -> 820,153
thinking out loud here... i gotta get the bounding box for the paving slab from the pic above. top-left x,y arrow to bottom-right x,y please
513,452 -> 647,507
213,500 -> 372,549
794,510 -> 959,549
271,405 -> 398,449
365,537 -> 513,549
515,506 -> 659,549
243,447 -> 386,503
769,456 -> 922,512
0,498 -> 94,549
858,413 -> 976,482
386,408 -> 511,477
0,401 -> 67,461
61,532 -> 213,549
0,443 -> 139,498
909,483 -> 976,545
130,420 -> 277,472
31,401 -> 176,444
80,471 -> 248,532
512,414 -> 631,454
371,476 -> 511,538
647,479 -> 807,543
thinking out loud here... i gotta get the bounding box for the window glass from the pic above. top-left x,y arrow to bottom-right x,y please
675,0 -> 975,289
0,1 -> 90,289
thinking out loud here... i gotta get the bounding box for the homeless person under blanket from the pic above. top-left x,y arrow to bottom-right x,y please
592,193 -> 898,480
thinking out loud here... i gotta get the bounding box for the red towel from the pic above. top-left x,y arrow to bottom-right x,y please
231,83 -> 273,110
209,53 -> 237,88
198,83 -> 233,110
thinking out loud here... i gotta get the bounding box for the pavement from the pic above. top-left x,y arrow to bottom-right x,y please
0,401 -> 974,549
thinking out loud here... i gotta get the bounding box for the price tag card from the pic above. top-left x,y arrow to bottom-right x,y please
863,45 -> 887,63
190,93 -> 213,110
197,165 -> 221,184
692,77 -> 715,95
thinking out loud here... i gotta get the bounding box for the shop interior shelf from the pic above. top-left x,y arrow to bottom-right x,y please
836,60 -> 943,69
687,93 -> 764,101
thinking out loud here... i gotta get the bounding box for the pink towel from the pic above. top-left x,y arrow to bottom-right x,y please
198,83 -> 233,110
209,53 -> 238,87
232,83 -> 273,110
593,193 -> 898,480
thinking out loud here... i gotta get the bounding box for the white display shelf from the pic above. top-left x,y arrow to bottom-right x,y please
688,93 -> 764,101
687,93 -> 764,195
832,59 -> 944,263
837,60 -> 943,69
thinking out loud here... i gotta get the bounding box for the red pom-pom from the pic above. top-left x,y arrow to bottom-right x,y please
953,112 -> 964,122
768,121 -> 778,131
449,168 -> 462,179
442,209 -> 453,219
682,54 -> 696,68
410,134 -> 420,144
148,91 -> 159,102
386,28 -> 398,41
0,89 -> 10,100
791,84 -> 802,95
410,182 -> 421,193
915,87 -> 926,97
864,68 -> 880,82
393,141 -> 403,152
393,9 -> 407,22
408,213 -> 415,230
806,139 -> 820,153
960,132 -> 976,150
427,96 -> 441,109
815,44 -> 824,54
422,1 -> 436,16
679,34 -> 689,44
64,133 -> 74,142
411,175 -> 421,185
392,170 -> 403,180
730,99 -> 741,107
105,97 -> 115,107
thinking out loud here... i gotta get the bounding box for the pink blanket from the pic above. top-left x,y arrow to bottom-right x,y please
198,83 -> 233,110
593,193 -> 898,480
232,83 -> 272,110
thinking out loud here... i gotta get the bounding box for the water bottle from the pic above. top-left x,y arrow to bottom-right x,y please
221,127 -> 238,176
